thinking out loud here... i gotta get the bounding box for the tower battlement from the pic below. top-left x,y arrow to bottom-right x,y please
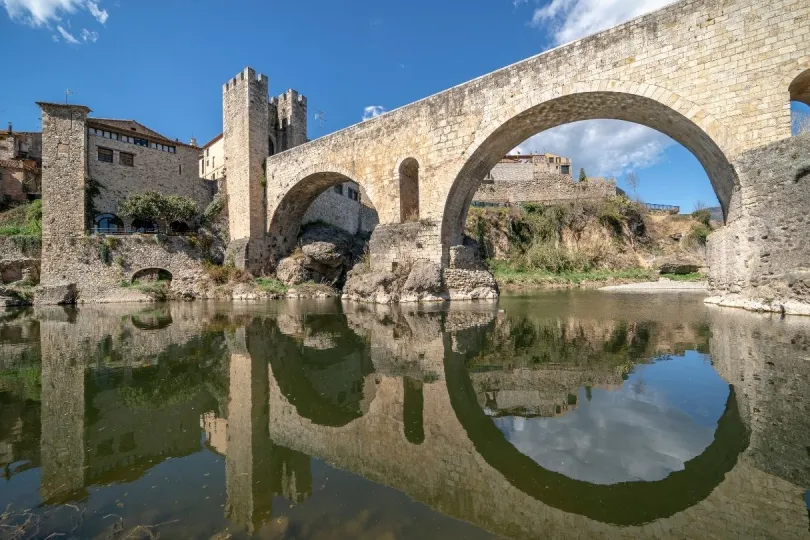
222,67 -> 268,95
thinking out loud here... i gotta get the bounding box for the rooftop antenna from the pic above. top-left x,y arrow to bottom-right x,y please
314,109 -> 326,131
65,89 -> 76,104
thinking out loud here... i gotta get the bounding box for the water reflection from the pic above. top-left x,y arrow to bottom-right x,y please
0,293 -> 807,539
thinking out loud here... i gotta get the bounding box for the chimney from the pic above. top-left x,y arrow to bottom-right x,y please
190,136 -> 198,147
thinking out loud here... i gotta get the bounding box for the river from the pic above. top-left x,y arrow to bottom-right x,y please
0,291 -> 807,539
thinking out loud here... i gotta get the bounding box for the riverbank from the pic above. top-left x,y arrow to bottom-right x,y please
491,263 -> 705,291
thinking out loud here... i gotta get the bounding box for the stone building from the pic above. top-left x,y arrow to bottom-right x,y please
201,90 -> 378,236
85,118 -> 215,233
0,125 -> 42,205
473,154 -> 618,206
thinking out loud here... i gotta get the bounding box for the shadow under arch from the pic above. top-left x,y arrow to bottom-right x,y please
260,315 -> 378,428
441,88 -> 740,248
268,167 -> 380,257
443,350 -> 749,526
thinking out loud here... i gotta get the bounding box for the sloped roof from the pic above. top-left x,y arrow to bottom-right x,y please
87,118 -> 198,149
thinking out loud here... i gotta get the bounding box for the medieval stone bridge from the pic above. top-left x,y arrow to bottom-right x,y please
224,0 -> 810,311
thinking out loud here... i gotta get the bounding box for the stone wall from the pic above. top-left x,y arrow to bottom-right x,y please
302,183 -> 380,235
706,133 -> 810,314
87,132 -> 213,226
40,234 -> 209,301
368,222 -> 439,272
473,163 -> 617,205
0,131 -> 41,162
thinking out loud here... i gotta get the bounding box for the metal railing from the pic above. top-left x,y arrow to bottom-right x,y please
642,203 -> 680,214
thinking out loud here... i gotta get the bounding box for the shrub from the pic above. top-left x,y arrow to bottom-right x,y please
203,261 -> 251,285
255,277 -> 288,294
691,208 -> 712,227
202,193 -> 226,223
688,223 -> 711,246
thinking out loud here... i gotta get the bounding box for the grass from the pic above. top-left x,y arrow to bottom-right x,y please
127,279 -> 171,301
255,277 -> 288,294
660,272 -> 706,282
491,260 -> 655,287
0,200 -> 42,237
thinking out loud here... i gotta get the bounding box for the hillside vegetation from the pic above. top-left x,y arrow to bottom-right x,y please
465,197 -> 712,287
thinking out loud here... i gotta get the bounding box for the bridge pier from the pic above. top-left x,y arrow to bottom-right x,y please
706,134 -> 810,315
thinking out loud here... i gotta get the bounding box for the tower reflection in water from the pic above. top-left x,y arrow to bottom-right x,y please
0,293 -> 807,539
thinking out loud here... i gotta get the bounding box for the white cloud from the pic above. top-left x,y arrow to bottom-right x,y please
2,0 -> 83,26
362,105 -> 386,121
86,0 -> 105,23
514,120 -> 674,178
530,0 -> 676,45
2,0 -> 108,41
493,358 -> 726,484
55,23 -> 78,43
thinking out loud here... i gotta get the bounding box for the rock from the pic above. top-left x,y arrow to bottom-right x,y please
35,282 -> 78,305
276,257 -> 310,286
302,241 -> 345,268
443,268 -> 499,301
343,264 -> 398,303
658,255 -> 703,275
403,262 -> 443,295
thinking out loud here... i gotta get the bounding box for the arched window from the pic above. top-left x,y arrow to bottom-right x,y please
169,221 -> 190,234
789,68 -> 810,136
131,218 -> 158,233
268,136 -> 276,156
399,158 -> 420,222
94,213 -> 123,234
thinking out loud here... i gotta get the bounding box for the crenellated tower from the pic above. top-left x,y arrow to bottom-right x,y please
222,67 -> 270,271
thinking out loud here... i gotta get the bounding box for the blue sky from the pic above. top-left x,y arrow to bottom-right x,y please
2,0 -> 808,211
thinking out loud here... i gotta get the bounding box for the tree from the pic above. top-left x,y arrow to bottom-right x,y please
119,191 -> 199,228
626,171 -> 640,201
578,168 -> 587,183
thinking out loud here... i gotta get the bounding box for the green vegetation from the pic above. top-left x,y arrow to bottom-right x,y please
202,192 -> 226,224
691,207 -> 712,227
255,277 -> 288,294
97,235 -> 118,264
203,260 -> 251,285
134,279 -> 171,301
491,261 -> 654,286
688,222 -> 711,246
0,200 -> 42,237
119,190 -> 198,226
660,272 -> 705,282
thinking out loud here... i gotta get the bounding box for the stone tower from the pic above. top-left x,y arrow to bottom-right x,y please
37,102 -> 90,239
222,67 -> 270,271
273,89 -> 307,151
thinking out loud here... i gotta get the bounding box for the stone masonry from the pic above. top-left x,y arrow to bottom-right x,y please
254,0 -> 810,311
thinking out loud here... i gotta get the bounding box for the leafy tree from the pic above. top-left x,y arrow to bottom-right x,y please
579,168 -> 587,182
119,191 -> 199,227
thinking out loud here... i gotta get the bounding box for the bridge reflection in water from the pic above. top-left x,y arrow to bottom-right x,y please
8,294 -> 809,538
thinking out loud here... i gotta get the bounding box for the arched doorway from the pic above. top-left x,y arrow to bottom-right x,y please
399,158 -> 420,222
169,221 -> 190,234
789,68 -> 810,135
440,90 -> 739,251
131,218 -> 158,234
94,213 -> 123,234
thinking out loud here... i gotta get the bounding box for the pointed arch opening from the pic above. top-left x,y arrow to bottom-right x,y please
789,68 -> 810,135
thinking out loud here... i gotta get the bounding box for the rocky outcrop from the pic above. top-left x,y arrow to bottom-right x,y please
275,222 -> 367,287
343,257 -> 499,304
35,282 -> 77,305
657,254 -> 703,275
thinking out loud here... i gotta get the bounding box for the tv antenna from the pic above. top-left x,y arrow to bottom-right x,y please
314,109 -> 327,130
65,89 -> 76,103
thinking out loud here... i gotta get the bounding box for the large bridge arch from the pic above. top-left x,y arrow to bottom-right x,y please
267,165 -> 382,257
440,83 -> 742,249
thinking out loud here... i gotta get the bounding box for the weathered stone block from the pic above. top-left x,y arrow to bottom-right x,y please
35,282 -> 77,305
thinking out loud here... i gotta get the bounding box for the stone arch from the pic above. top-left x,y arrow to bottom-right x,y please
131,267 -> 172,284
398,157 -> 420,222
782,58 -> 810,106
268,165 -> 380,257
440,82 -> 741,249
268,135 -> 276,156
443,351 -> 749,526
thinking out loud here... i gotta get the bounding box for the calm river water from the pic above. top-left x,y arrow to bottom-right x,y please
0,291 -> 808,539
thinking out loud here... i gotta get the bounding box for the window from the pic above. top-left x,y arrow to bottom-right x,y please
94,213 -> 123,233
548,157 -> 554,164
119,152 -> 134,166
348,188 -> 359,202
334,184 -> 343,195
134,138 -> 148,147
561,165 -> 570,175
98,147 -> 113,163
212,156 -> 215,168
179,164 -> 182,175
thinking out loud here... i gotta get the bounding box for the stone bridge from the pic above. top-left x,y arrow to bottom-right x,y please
223,0 -> 810,312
